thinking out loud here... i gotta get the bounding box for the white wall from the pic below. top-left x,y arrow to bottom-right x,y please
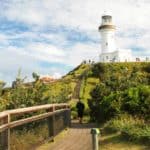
100,29 -> 116,53
99,49 -> 133,62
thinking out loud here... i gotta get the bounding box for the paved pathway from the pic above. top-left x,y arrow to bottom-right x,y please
37,121 -> 96,150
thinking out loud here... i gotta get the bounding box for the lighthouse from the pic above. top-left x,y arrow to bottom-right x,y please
99,15 -> 116,53
99,15 -> 133,62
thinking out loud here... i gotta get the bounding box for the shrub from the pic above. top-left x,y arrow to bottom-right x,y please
104,114 -> 150,143
122,85 -> 150,119
88,63 -> 150,122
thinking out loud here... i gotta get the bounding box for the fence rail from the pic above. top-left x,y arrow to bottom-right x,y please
0,103 -> 71,150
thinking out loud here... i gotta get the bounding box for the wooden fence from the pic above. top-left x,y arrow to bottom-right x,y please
0,103 -> 71,150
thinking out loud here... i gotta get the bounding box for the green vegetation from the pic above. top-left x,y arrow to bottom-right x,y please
88,62 -> 150,122
99,132 -> 149,150
103,114 -> 150,143
66,62 -> 150,146
0,71 -> 73,149
11,123 -> 48,150
87,62 -> 150,146
0,62 -> 150,148
1,62 -> 149,117
0,74 -> 72,111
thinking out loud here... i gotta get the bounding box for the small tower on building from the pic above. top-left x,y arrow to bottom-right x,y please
99,15 -> 133,62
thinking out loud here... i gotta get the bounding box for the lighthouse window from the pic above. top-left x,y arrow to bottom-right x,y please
105,19 -> 109,23
105,18 -> 110,23
106,42 -> 108,46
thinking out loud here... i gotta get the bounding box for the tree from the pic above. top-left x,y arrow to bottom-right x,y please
0,80 -> 5,89
12,69 -> 27,88
32,72 -> 40,82
91,63 -> 105,80
0,80 -> 5,96
122,85 -> 150,118
88,63 -> 150,122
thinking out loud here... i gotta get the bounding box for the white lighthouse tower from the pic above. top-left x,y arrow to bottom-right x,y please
99,15 -> 116,53
99,15 -> 133,62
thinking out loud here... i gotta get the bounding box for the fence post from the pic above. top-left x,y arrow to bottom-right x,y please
66,109 -> 71,127
91,128 -> 100,150
47,106 -> 55,141
64,105 -> 71,128
8,114 -> 10,150
0,115 -> 10,150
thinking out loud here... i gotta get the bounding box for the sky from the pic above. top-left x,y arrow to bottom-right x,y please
0,0 -> 150,86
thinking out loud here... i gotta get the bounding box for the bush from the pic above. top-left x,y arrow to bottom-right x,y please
122,85 -> 150,119
88,63 -> 150,122
104,114 -> 150,143
71,110 -> 78,119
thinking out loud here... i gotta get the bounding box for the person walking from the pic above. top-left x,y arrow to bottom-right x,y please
76,100 -> 85,123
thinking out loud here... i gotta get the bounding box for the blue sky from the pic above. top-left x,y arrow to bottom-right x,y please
0,0 -> 150,86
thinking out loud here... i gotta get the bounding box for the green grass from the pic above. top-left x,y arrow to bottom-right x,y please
79,77 -> 99,104
100,114 -> 150,149
103,114 -> 150,144
11,124 -> 49,150
64,64 -> 90,80
99,132 -> 149,150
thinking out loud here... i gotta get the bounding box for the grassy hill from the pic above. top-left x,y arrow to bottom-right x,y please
72,62 -> 150,147
48,62 -> 150,146
63,62 -> 149,100
0,62 -> 149,112
1,62 -> 150,149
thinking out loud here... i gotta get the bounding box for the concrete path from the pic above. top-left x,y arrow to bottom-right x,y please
37,120 -> 96,150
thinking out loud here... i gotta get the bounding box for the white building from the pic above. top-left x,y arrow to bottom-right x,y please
99,15 -> 133,62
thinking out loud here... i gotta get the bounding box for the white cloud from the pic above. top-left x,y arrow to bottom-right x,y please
0,40 -> 100,85
0,44 -> 67,86
2,1 -> 150,49
52,72 -> 62,79
0,34 -> 10,46
2,0 -> 149,30
26,43 -> 65,59
0,0 -> 150,85
64,42 -> 100,66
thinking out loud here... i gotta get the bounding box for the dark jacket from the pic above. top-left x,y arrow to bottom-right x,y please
76,101 -> 85,117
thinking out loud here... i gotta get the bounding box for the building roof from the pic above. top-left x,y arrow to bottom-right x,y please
39,76 -> 56,83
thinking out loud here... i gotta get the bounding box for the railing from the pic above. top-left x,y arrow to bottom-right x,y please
0,103 -> 71,150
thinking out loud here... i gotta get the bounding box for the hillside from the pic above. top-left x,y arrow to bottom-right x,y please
63,63 -> 99,101
63,62 -> 149,102
0,62 -> 149,111
66,62 -> 150,146
0,62 -> 150,149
